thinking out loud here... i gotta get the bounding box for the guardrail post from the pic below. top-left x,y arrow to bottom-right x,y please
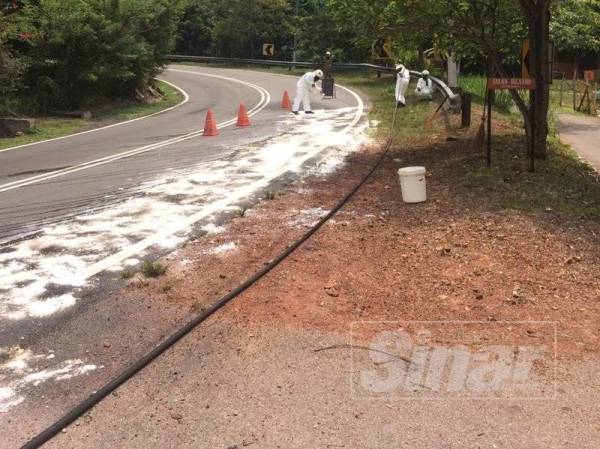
461,93 -> 472,128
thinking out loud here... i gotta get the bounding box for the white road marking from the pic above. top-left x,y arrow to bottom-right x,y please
0,70 -> 364,322
83,86 -> 364,279
0,72 -> 270,193
0,78 -> 190,154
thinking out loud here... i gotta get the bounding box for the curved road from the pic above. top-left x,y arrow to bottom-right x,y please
0,65 -> 366,442
0,65 -> 361,242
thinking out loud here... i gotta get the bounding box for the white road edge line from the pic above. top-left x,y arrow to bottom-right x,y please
83,80 -> 364,279
0,72 -> 270,193
0,78 -> 190,155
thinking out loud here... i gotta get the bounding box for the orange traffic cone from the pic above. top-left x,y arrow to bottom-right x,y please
236,103 -> 251,127
203,109 -> 219,136
281,90 -> 292,109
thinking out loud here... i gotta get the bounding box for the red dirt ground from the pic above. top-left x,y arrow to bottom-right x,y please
126,125 -> 600,361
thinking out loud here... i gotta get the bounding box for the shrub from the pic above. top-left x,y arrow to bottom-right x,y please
141,260 -> 168,278
4,0 -> 185,113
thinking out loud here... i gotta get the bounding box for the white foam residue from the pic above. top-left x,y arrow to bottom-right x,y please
107,265 -> 124,272
0,106 -> 370,321
0,349 -> 98,413
207,242 -> 237,255
288,207 -> 330,228
22,360 -> 96,386
26,294 -> 77,318
0,387 -> 23,412
202,223 -> 224,234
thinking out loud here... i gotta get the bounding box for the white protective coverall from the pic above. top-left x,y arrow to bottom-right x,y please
415,74 -> 433,100
395,64 -> 410,106
293,70 -> 322,113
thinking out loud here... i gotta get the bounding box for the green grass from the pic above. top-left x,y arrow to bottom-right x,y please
458,75 -> 514,113
141,260 -> 168,278
334,71 -> 434,141
172,62 -> 600,221
0,80 -> 183,152
460,135 -> 600,220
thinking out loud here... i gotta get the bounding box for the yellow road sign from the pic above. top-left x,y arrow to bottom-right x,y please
262,43 -> 274,57
522,40 -> 531,79
373,38 -> 392,59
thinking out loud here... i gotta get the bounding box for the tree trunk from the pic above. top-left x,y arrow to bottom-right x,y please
522,0 -> 551,158
417,41 -> 426,71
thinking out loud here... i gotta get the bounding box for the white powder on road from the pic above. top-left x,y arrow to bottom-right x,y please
0,107 -> 369,322
0,348 -> 97,413
206,242 -> 237,255
0,387 -> 23,412
0,105 -> 370,415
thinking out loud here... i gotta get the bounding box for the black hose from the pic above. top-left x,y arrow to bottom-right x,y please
20,105 -> 400,449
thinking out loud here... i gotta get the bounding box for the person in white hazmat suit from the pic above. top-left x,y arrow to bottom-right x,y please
292,69 -> 323,114
415,69 -> 433,100
395,64 -> 410,107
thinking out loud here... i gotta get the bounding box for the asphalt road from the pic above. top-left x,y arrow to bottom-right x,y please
0,65 -> 359,243
0,64 -> 367,442
556,113 -> 600,170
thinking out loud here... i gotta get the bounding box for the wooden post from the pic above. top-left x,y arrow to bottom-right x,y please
487,90 -> 493,168
529,97 -> 535,173
559,75 -> 565,107
573,69 -> 578,111
461,93 -> 472,128
578,86 -> 589,113
592,81 -> 598,115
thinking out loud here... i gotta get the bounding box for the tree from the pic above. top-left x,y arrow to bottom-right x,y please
520,0 -> 551,158
379,0 -> 550,158
0,0 -> 29,114
212,0 -> 291,58
551,0 -> 600,53
294,0 -> 367,62
3,0 -> 185,113
176,0 -> 225,56
330,0 -> 552,157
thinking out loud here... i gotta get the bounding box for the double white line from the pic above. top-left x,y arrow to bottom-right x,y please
0,71 -> 271,194
84,81 -> 364,279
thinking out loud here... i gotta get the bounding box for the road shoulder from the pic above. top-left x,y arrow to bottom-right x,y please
33,110 -> 600,448
0,79 -> 186,153
556,113 -> 600,171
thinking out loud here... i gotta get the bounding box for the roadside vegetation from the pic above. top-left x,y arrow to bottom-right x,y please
1,0 -> 186,115
141,260 -> 168,278
333,68 -> 600,222
174,59 -> 600,225
0,80 -> 182,151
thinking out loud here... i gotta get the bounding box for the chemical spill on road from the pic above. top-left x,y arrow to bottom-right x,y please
0,107 -> 369,320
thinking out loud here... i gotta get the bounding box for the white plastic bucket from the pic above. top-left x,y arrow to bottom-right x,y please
397,166 -> 427,203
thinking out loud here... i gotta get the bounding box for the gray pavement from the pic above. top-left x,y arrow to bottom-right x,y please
5,324 -> 598,449
0,65 -> 359,242
0,65 -> 367,446
556,113 -> 600,170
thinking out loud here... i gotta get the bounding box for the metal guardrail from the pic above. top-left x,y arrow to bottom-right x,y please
165,54 -> 460,106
